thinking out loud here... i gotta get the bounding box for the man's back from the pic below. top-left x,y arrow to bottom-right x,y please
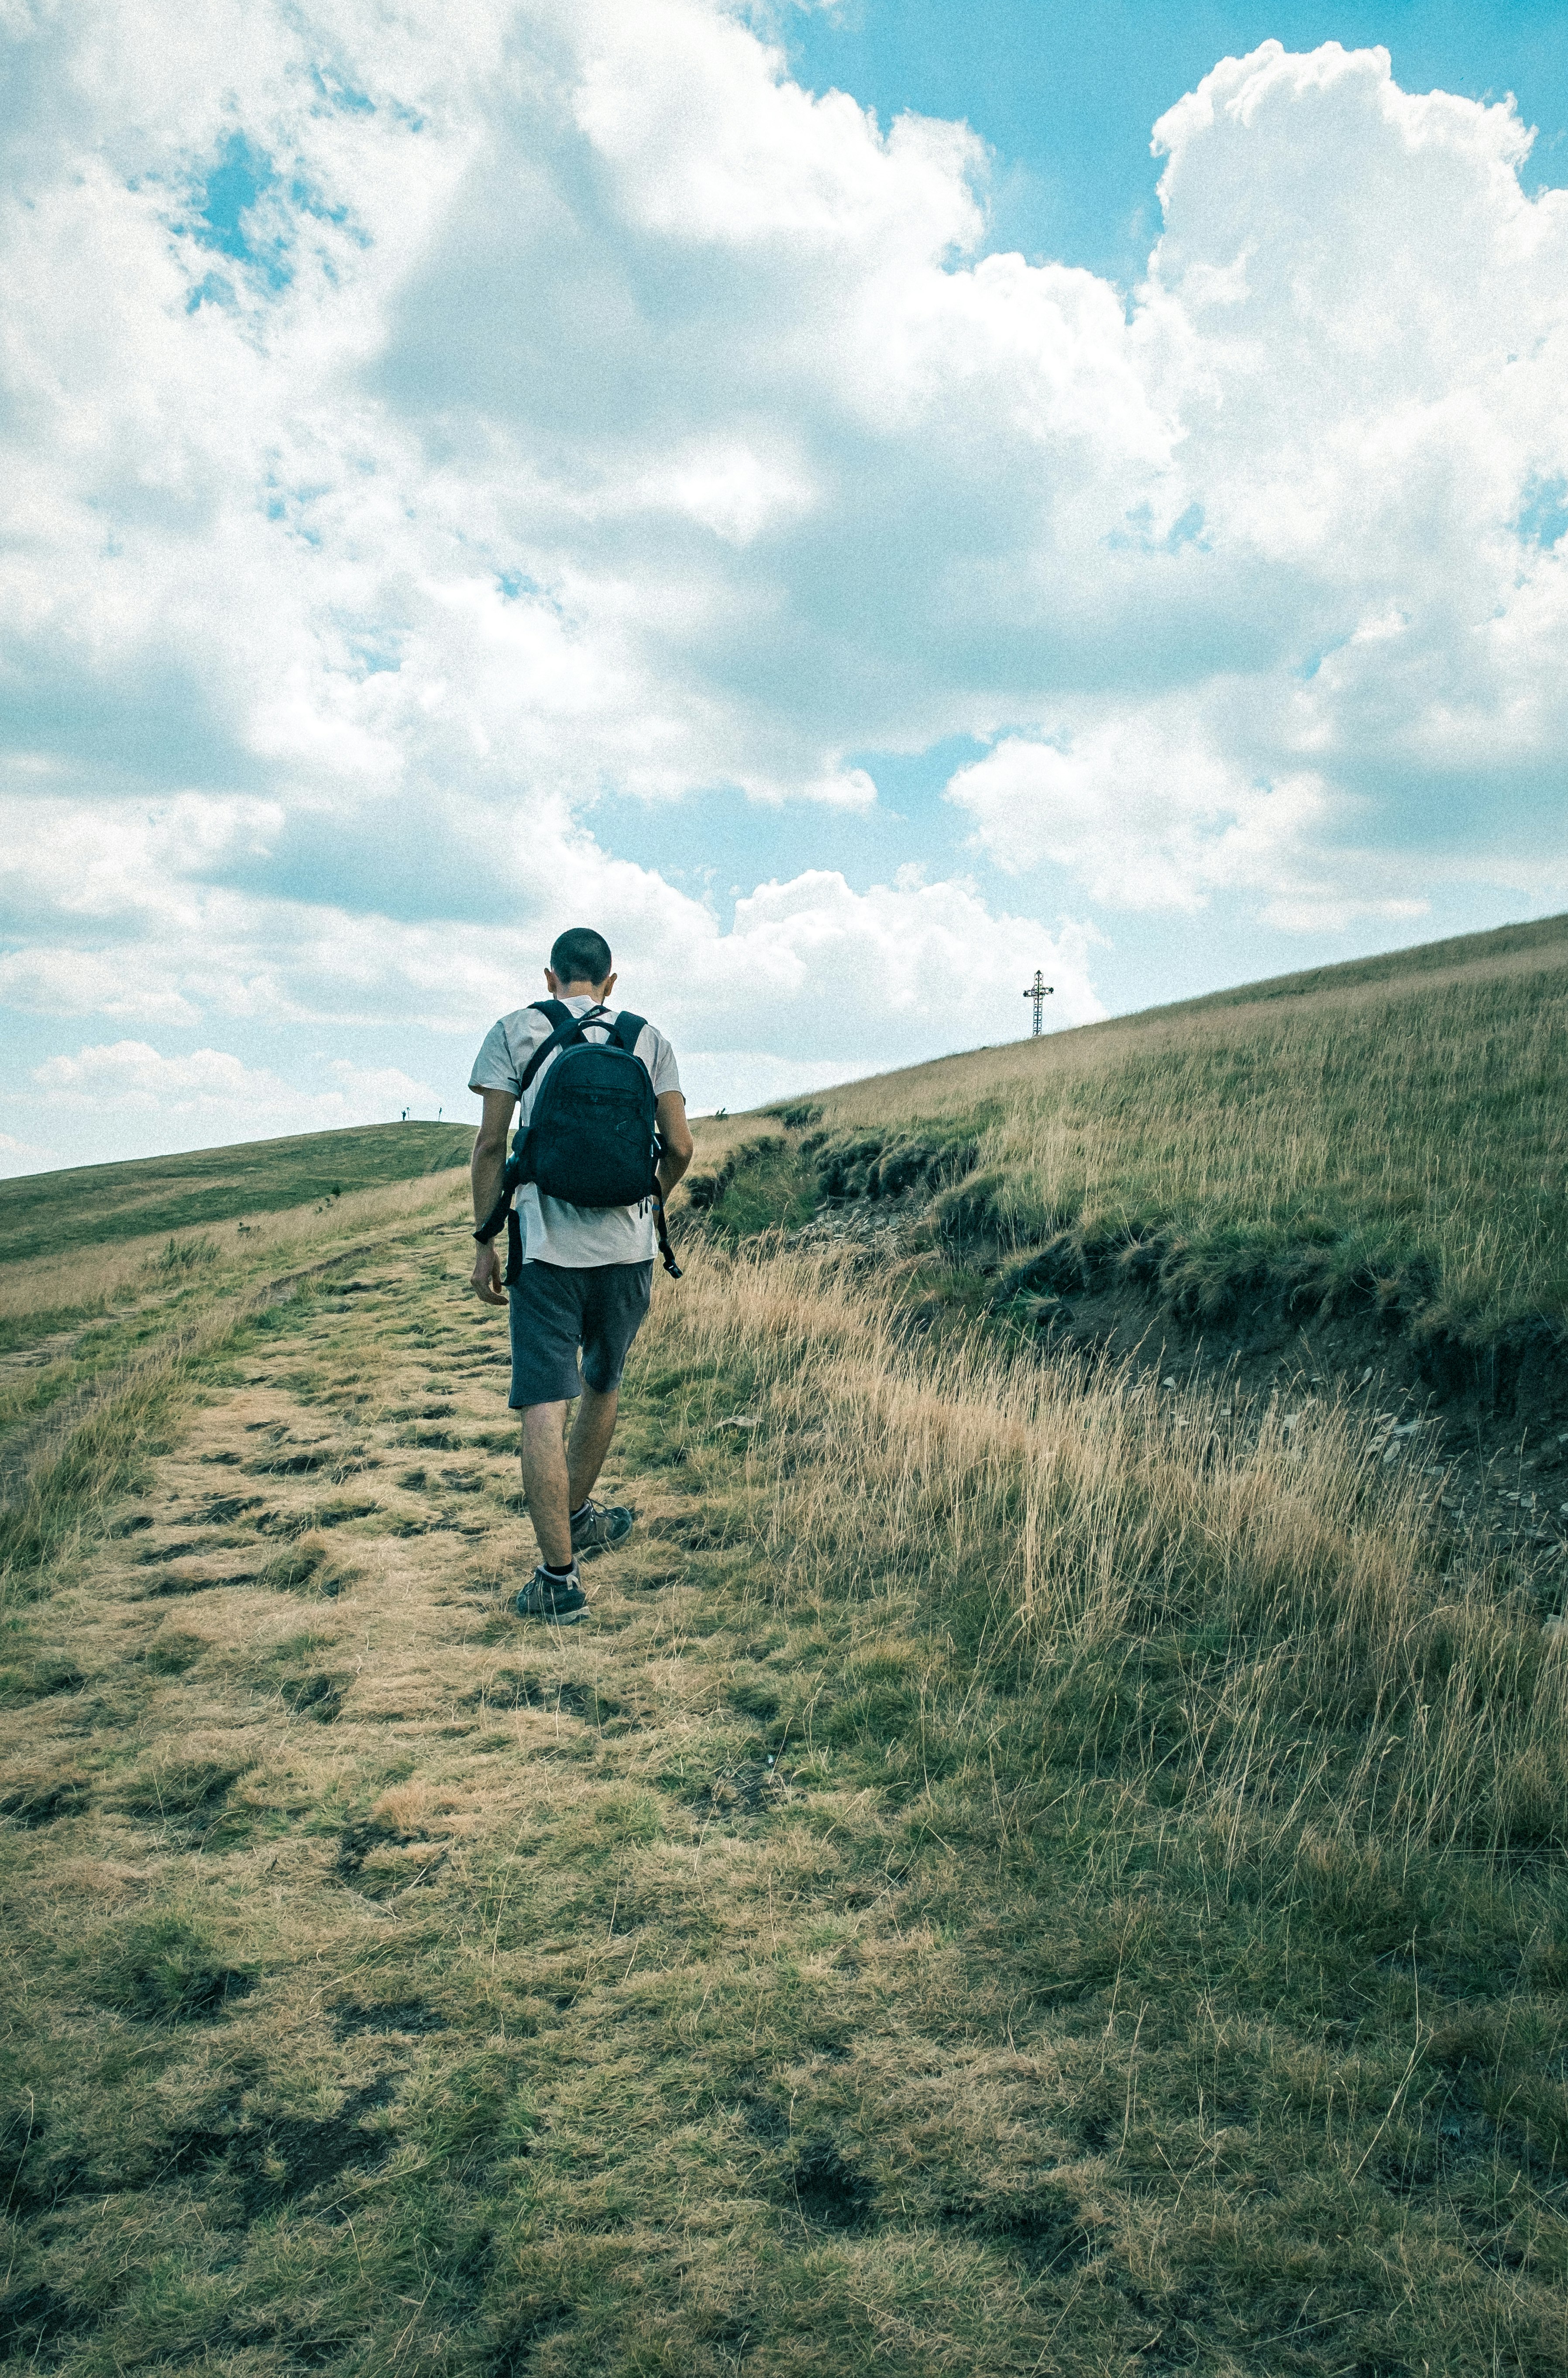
469,995 -> 681,1267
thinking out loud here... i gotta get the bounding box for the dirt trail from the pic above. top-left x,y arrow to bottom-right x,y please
0,1245 -> 394,1516
2,1237 -> 757,1870
1,1231 -> 932,2371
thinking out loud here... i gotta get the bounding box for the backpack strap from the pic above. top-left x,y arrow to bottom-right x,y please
652,1186 -> 682,1280
473,1004 -> 607,1248
608,1011 -> 680,1272
474,1177 -> 520,1249
516,1000 -> 603,1097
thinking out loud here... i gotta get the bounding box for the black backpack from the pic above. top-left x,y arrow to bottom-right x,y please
475,1002 -> 681,1283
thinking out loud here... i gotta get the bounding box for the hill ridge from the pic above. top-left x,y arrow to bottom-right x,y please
0,1120 -> 474,1269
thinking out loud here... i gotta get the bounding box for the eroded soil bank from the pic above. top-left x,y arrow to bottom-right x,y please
739,1162 -> 1568,1611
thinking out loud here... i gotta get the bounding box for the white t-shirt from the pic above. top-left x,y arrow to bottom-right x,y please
469,997 -> 682,1269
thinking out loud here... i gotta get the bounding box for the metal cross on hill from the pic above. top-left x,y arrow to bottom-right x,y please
1023,969 -> 1054,1036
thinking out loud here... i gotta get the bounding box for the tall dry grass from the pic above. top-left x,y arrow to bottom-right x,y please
636,1241 -> 1568,1863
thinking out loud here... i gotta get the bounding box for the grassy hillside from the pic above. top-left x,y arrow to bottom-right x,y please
0,1122 -> 475,1268
3,1185 -> 1568,2374
3,923 -> 1568,2375
689,912 -> 1568,1348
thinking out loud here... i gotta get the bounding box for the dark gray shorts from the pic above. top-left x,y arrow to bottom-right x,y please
508,1260 -> 653,1409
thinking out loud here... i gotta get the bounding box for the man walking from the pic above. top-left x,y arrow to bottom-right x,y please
469,928 -> 692,1622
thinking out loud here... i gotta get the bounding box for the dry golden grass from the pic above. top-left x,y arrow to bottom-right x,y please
646,1244 -> 1568,1861
688,1110 -> 787,1160
0,1166 -> 471,1343
812,925 -> 1568,1122
4,1207 -> 1567,2373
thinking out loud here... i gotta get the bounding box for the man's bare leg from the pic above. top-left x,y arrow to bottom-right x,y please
519,1401 -> 572,1569
567,1384 -> 619,1511
519,1385 -> 620,1569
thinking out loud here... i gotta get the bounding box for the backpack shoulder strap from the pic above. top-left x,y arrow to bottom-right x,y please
653,1185 -> 682,1280
475,1003 -> 603,1245
605,1011 -> 677,1271
517,1001 -> 590,1097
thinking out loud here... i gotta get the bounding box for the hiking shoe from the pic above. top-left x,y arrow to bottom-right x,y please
570,1498 -> 636,1559
512,1564 -> 588,1623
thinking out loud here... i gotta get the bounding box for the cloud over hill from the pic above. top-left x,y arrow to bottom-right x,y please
2,2 -> 1565,1153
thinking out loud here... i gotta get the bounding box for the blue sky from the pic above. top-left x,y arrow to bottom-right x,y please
789,2 -> 1568,281
550,0 -> 1568,1016
1,0 -> 1565,1169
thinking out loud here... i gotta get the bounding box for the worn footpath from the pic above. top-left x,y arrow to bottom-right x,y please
5,1210 -> 1568,2376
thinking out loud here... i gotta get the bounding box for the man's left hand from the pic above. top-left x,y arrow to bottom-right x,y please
471,1242 -> 507,1305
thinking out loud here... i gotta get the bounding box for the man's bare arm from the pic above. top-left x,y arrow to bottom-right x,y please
470,1088 -> 516,1306
656,1091 -> 694,1204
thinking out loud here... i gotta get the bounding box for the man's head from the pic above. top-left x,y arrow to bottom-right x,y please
546,926 -> 615,999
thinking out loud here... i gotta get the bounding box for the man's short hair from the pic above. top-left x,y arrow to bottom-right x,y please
550,926 -> 613,984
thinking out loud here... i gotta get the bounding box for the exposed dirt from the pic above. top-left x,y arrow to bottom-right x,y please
790,2141 -> 877,2231
331,1998 -> 449,2039
155,2077 -> 397,2222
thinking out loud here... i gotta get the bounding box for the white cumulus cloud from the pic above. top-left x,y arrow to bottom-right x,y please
29,1039 -> 440,1149
0,1128 -> 61,1180
948,38 -> 1568,919
0,7 -> 1564,1167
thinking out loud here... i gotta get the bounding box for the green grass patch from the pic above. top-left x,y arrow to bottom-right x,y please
0,1119 -> 472,1265
734,913 -> 1568,1344
683,1134 -> 818,1238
